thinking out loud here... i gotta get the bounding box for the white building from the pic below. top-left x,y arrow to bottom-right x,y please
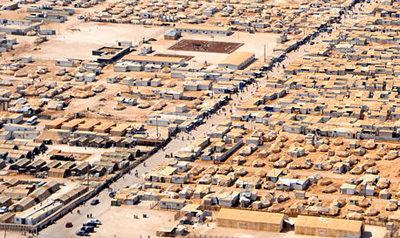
175,24 -> 232,36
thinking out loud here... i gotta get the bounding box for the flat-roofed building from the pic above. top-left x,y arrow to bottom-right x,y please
218,52 -> 255,70
175,24 -> 231,36
122,55 -> 185,67
216,208 -> 286,232
295,216 -> 364,237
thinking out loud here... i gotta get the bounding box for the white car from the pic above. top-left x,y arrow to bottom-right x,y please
0,207 -> 8,214
88,219 -> 102,225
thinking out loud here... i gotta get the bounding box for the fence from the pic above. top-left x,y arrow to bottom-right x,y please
384,230 -> 400,238
364,218 -> 388,227
182,234 -> 240,238
174,211 -> 181,221
0,223 -> 33,232
149,201 -> 159,209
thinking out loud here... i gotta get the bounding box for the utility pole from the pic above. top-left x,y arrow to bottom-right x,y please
87,167 -> 90,186
156,115 -> 159,138
264,44 -> 266,62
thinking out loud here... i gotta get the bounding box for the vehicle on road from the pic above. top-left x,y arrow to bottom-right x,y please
90,198 -> 100,205
0,206 -> 8,214
65,222 -> 73,228
76,230 -> 89,236
109,191 -> 116,198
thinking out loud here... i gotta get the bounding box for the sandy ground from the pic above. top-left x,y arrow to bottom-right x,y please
21,24 -> 166,60
44,144 -> 115,163
16,23 -> 279,67
93,201 -> 177,237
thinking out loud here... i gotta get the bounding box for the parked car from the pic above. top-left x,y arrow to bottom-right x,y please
81,226 -> 94,233
76,230 -> 89,236
88,219 -> 102,225
90,198 -> 100,205
65,222 -> 73,228
83,221 -> 97,227
0,206 -> 8,214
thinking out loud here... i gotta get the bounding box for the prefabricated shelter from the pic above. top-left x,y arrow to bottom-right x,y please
42,160 -> 61,171
0,213 -> 14,223
48,168 -> 68,178
55,59 -> 79,67
13,196 -> 36,212
30,187 -> 51,202
14,201 -> 62,225
72,162 -> 91,176
159,198 -> 186,210
276,178 -> 309,191
3,187 -> 30,200
55,185 -> 88,204
41,180 -> 61,194
122,55 -> 185,67
0,196 -> 12,207
164,30 -> 181,40
217,208 -> 286,232
295,216 -> 364,238
218,52 -> 255,70
267,169 -> 283,182
175,24 -> 231,36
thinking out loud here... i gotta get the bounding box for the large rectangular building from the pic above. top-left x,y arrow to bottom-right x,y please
295,216 -> 364,238
121,55 -> 185,67
218,52 -> 255,70
216,208 -> 286,232
175,24 -> 231,36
